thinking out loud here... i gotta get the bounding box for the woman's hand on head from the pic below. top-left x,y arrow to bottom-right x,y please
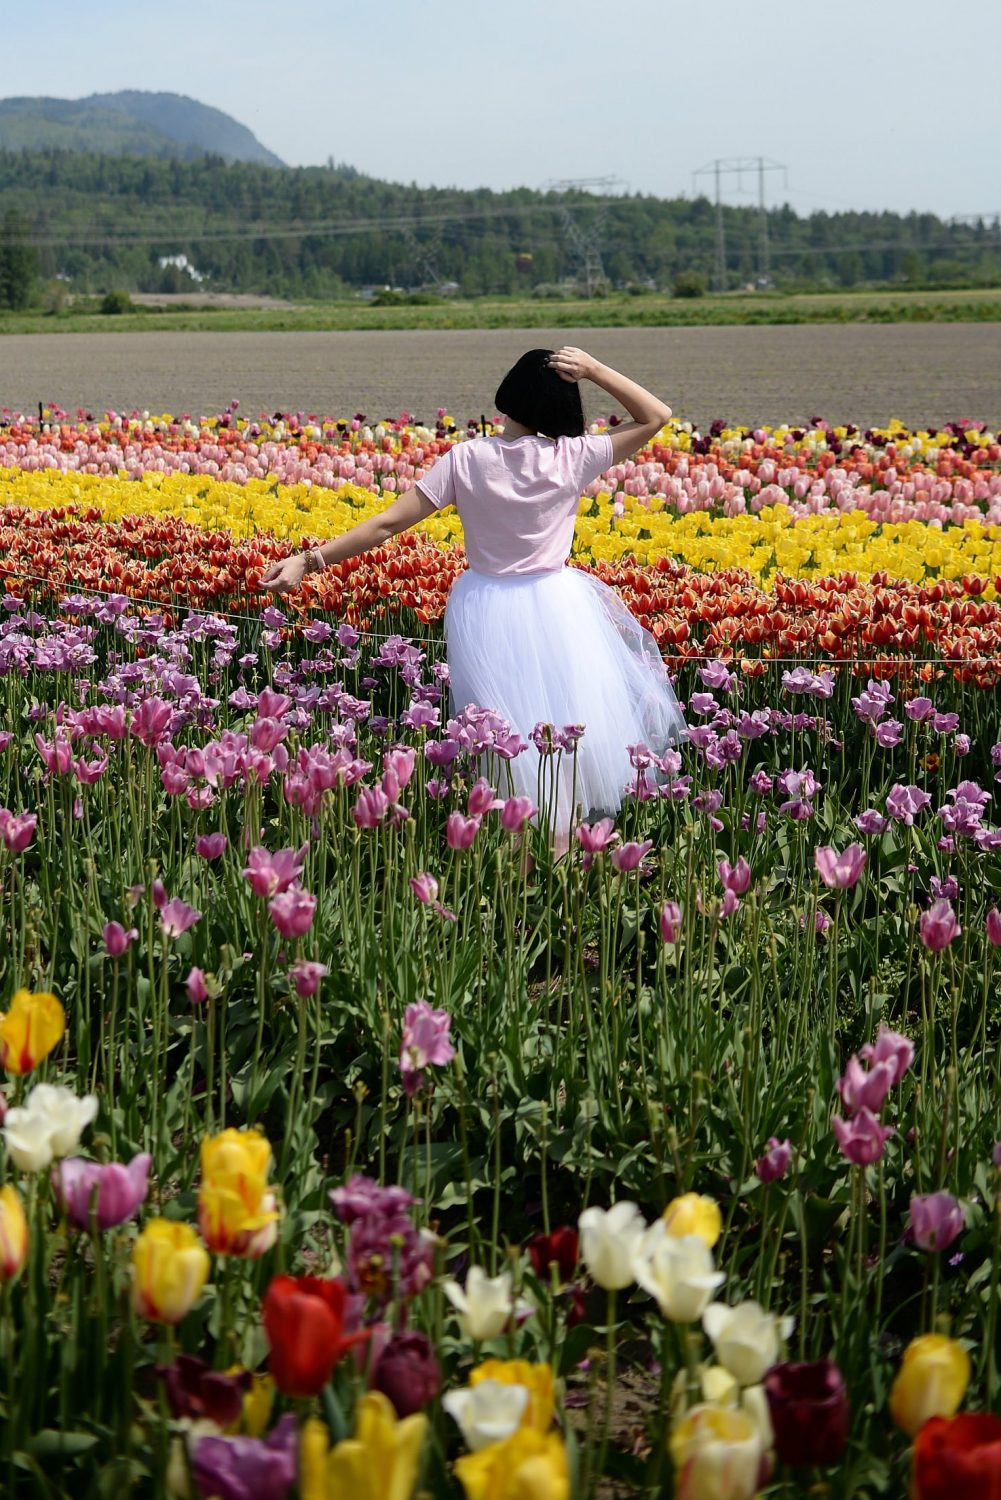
548,346 -> 598,384
260,552 -> 309,595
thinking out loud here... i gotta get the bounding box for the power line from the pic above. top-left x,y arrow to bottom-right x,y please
692,158 -> 788,290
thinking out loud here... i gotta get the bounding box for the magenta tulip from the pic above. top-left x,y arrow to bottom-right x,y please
659,901 -> 682,944
611,840 -> 653,873
499,796 -> 536,832
986,909 -> 1001,947
353,785 -> 390,829
54,1153 -> 151,1231
400,1001 -> 455,1096
909,1192 -> 965,1252
832,1108 -> 894,1165
160,899 -> 201,939
756,1137 -> 793,1184
446,813 -> 480,851
186,967 -> 209,1005
289,960 -> 327,998
576,818 -> 618,855
243,844 -> 307,898
409,872 -> 439,904
718,856 -> 751,894
836,1055 -> 895,1117
920,898 -> 961,951
467,778 -> 496,818
103,921 -> 138,958
0,809 -> 38,853
195,833 -> 228,861
814,843 -> 867,889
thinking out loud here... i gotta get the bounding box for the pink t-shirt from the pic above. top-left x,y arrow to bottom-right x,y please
416,432 -> 614,576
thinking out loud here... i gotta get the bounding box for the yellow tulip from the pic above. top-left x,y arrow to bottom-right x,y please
470,1359 -> 554,1435
239,1372 -> 274,1437
197,1127 -> 279,1257
668,1405 -> 762,1500
0,1184 -> 28,1280
300,1393 -> 426,1500
132,1218 -> 210,1324
663,1194 -> 722,1249
0,989 -> 65,1075
888,1333 -> 971,1437
455,1428 -> 569,1500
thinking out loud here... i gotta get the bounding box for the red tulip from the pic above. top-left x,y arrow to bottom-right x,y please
262,1275 -> 367,1397
912,1412 -> 1001,1499
528,1226 -> 579,1285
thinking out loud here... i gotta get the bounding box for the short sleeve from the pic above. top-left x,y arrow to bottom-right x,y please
415,447 -> 457,510
572,432 -> 614,488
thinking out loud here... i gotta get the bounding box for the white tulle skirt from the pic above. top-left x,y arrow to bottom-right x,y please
445,565 -> 687,834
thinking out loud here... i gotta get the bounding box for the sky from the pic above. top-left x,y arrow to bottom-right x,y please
8,0 -> 1000,221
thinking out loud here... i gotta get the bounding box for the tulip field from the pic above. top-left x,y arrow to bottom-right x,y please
1,403 -> 1001,1498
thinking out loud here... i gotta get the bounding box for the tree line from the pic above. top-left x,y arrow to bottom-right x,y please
1,148 -> 999,307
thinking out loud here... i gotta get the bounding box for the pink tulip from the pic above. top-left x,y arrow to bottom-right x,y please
919,898 -> 961,951
860,1025 -> 914,1084
576,818 -> 619,855
446,813 -> 480,851
719,888 -> 741,919
399,1000 -> 455,1096
160,899 -> 202,939
832,1108 -> 894,1165
151,879 -> 168,911
718,856 -> 751,894
243,844 -> 307,897
54,1153 -> 151,1231
836,1055 -> 895,1117
611,840 -> 653,873
250,717 -> 287,753
986,909 -> 1001,946
195,833 -> 228,861
186,967 -> 209,1005
409,872 -> 439,904
659,901 -> 682,944
268,885 -> 316,938
353,785 -> 391,829
381,747 -> 417,800
908,1191 -> 965,1252
756,1137 -> 793,1184
103,921 -> 138,958
0,810 -> 37,854
289,959 -> 327,998
466,778 -> 496,818
814,843 -> 867,889
499,796 -> 536,832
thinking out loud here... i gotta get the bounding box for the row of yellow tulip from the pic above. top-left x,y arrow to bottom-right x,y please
4,468 -> 1001,592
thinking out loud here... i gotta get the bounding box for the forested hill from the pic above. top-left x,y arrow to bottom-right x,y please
0,94 -> 283,165
2,147 -> 999,300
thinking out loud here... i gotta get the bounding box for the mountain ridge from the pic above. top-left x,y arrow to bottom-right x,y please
0,91 -> 284,166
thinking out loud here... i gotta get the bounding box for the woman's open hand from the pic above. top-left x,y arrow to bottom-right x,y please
548,346 -> 598,383
260,553 -> 309,594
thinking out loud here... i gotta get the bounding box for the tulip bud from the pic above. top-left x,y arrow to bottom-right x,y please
578,1202 -> 647,1290
371,1331 -> 441,1417
663,1194 -> 722,1249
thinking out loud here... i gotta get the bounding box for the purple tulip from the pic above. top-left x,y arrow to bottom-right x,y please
353,785 -> 390,828
993,1142 -> 1001,1168
611,840 -> 653,873
54,1153 -> 150,1231
718,856 -> 751,894
195,833 -> 228,861
909,1191 -> 965,1252
160,899 -> 202,939
268,886 -> 316,939
904,696 -> 936,722
886,784 -> 932,826
919,898 -> 961,951
103,920 -> 138,958
0,809 -> 38,853
756,1137 -> 793,1184
986,909 -> 1001,947
191,1412 -> 297,1500
814,843 -> 867,889
371,1330 -> 441,1416
832,1108 -> 894,1165
764,1360 -> 849,1467
446,813 -> 480,851
158,1355 -> 251,1428
659,901 -> 682,944
854,809 -> 888,836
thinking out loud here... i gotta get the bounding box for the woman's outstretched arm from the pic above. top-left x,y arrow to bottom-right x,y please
548,346 -> 672,463
260,486 -> 438,594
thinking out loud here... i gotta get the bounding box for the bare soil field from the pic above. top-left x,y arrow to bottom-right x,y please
3,324 -> 999,428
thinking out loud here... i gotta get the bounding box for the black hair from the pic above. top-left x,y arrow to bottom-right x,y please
494,348 -> 585,439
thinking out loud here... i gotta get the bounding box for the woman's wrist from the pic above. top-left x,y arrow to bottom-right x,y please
303,546 -> 326,575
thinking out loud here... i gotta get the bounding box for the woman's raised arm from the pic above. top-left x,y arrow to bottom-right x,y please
548,346 -> 672,464
260,485 -> 438,594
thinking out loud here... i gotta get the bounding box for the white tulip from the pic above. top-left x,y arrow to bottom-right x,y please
701,1300 -> 795,1387
578,1201 -> 647,1290
632,1223 -> 725,1321
442,1380 -> 529,1451
26,1084 -> 98,1158
441,1266 -> 530,1342
669,1404 -> 763,1500
2,1107 -> 57,1172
